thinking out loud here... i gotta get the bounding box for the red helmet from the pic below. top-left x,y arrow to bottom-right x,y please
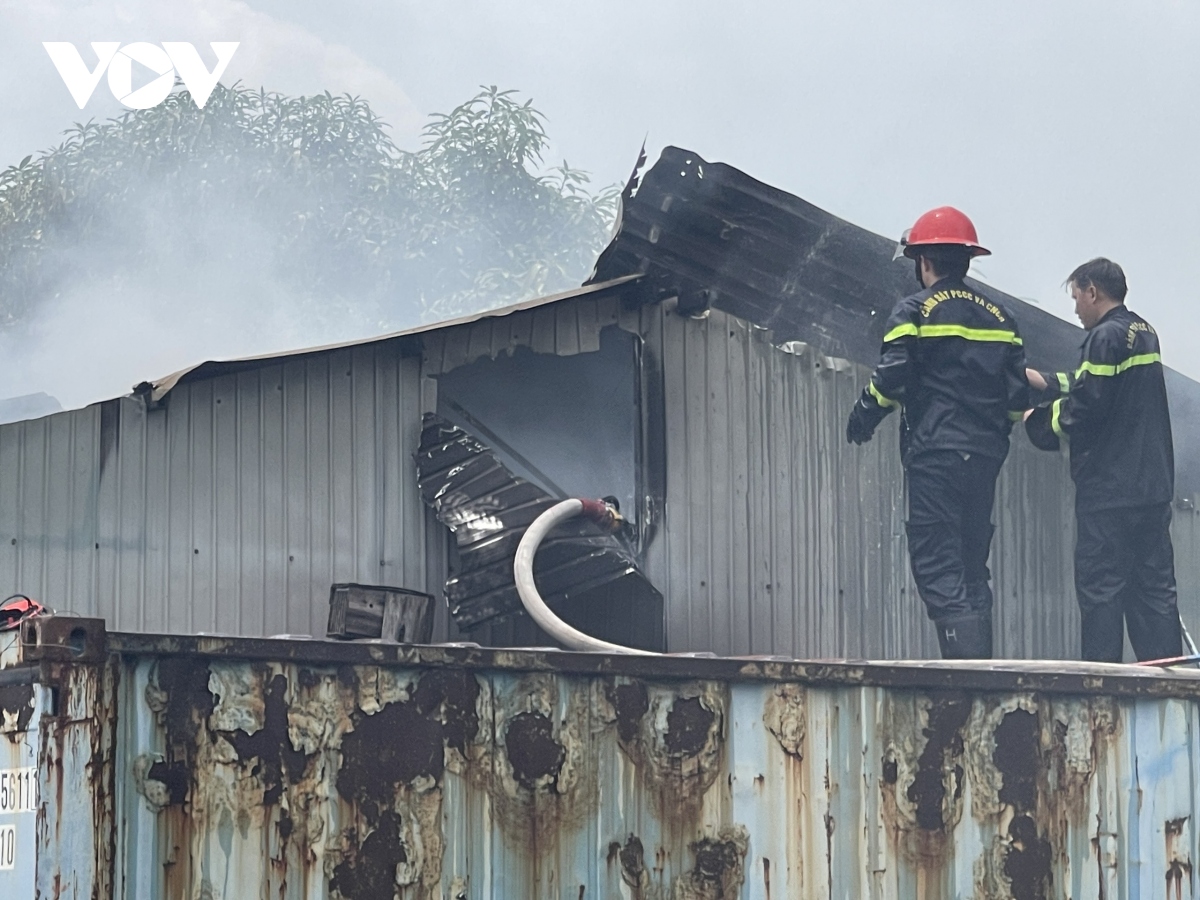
896,206 -> 990,259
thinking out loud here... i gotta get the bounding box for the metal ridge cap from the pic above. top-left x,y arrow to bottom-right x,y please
99,629 -> 1200,699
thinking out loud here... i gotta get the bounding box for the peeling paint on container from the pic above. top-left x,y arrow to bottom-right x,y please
11,618 -> 1200,898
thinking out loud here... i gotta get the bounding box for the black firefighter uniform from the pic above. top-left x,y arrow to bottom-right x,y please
847,277 -> 1029,659
1025,305 -> 1180,663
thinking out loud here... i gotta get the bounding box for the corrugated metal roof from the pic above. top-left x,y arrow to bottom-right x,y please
145,274 -> 641,402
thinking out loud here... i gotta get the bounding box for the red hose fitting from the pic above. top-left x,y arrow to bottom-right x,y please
578,498 -> 624,533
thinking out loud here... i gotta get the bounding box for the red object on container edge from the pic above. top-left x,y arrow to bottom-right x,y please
0,594 -> 48,631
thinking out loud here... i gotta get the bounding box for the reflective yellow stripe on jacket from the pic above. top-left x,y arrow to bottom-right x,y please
1051,397 -> 1066,441
1076,352 -> 1162,378
868,382 -> 899,409
883,323 -> 1022,345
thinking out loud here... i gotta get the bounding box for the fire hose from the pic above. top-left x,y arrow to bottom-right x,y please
514,498 -> 660,655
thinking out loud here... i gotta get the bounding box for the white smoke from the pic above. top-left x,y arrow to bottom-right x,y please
0,0 -> 423,410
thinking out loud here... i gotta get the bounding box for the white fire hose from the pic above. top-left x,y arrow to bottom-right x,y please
514,499 -> 660,655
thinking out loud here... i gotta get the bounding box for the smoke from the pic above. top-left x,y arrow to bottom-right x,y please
0,111 -> 397,409
0,183 -> 384,410
0,0 -> 429,410
0,78 -> 616,413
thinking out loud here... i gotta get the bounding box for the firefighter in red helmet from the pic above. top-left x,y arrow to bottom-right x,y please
846,207 -> 1030,658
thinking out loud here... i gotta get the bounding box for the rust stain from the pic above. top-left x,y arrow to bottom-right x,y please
607,680 -> 649,743
1032,695 -> 1120,884
505,711 -> 566,791
665,696 -> 715,756
222,673 -> 312,805
605,681 -> 727,848
479,672 -> 608,861
675,826 -> 749,900
763,682 -> 805,758
879,691 -> 978,873
907,691 -> 970,831
1165,816 -> 1193,900
136,661 -> 487,900
32,659 -> 120,900
994,708 -> 1052,900
763,856 -> 771,900
138,657 -> 215,824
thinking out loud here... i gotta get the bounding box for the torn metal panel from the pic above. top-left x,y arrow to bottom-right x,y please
419,285 -> 646,376
416,415 -> 664,649
434,325 -> 642,526
591,146 -> 1082,372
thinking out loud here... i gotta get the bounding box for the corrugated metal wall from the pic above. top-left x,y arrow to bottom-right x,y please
646,306 -> 1200,660
0,344 -> 438,639
4,294 -> 1200,660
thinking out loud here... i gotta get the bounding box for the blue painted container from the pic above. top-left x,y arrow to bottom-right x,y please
3,616 -> 1199,899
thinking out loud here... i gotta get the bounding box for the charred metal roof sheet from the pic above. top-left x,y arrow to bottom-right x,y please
592,147 -> 1085,372
416,415 -> 663,644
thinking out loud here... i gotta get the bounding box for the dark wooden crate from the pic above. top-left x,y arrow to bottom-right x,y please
326,583 -> 434,643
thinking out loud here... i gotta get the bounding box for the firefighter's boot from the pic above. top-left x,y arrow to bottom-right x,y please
936,612 -> 992,659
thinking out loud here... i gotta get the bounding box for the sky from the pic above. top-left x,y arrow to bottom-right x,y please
1,0 -> 1199,406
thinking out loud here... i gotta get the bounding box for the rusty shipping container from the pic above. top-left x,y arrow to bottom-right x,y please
3,615 -> 1200,899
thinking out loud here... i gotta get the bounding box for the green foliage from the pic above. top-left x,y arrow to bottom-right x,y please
0,84 -> 619,329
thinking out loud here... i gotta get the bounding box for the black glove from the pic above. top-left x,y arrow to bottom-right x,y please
846,397 -> 877,445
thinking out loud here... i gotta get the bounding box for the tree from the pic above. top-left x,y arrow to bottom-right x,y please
0,84 -> 619,333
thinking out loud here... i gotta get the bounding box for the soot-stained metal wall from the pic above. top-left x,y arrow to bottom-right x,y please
9,622 -> 1200,899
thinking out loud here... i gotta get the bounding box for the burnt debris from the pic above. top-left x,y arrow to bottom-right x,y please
416,414 -> 663,647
